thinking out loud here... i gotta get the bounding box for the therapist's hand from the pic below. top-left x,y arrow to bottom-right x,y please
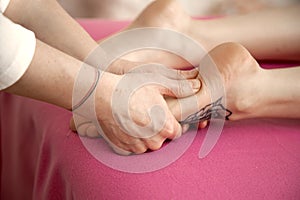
70,66 -> 200,155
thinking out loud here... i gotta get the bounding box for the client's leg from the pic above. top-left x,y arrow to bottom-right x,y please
124,0 -> 300,62
122,0 -> 203,68
167,42 -> 300,126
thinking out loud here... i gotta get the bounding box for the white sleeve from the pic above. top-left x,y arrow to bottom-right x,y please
0,0 -> 10,13
0,14 -> 36,90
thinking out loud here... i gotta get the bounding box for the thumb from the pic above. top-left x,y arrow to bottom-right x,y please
159,78 -> 201,98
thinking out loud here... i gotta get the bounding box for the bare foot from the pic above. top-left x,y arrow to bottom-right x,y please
100,0 -> 212,72
121,0 -> 209,69
126,0 -> 191,33
167,42 -> 264,125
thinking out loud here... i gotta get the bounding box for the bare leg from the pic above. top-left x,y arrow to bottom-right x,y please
168,42 -> 300,124
124,0 -> 300,62
190,5 -> 300,60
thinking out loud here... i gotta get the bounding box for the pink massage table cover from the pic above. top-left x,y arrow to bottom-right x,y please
1,19 -> 300,200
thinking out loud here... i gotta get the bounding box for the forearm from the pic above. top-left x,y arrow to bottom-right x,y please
4,0 -> 97,62
4,39 -> 81,110
191,5 -> 300,60
251,66 -> 300,119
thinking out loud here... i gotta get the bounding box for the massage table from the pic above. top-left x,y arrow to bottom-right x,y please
1,19 -> 300,200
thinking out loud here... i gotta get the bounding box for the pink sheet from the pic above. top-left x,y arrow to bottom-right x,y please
1,19 -> 300,200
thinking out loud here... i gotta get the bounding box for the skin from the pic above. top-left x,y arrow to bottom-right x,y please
2,0 -> 201,154
3,38 -> 200,155
2,0 -> 300,154
4,0 -> 97,62
119,0 -> 300,128
124,0 -> 300,62
168,42 -> 300,124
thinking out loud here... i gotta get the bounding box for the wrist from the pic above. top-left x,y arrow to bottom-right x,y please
94,72 -> 121,118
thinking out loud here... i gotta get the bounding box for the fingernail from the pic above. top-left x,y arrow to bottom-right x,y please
190,79 -> 201,91
191,68 -> 199,74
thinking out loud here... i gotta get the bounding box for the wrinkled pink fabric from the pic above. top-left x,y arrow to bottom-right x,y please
1,19 -> 300,200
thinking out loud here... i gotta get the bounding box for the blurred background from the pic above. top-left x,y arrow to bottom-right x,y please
59,0 -> 299,19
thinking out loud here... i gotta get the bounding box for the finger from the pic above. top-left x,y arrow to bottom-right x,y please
198,120 -> 208,129
174,68 -> 199,80
129,143 -> 148,154
77,122 -> 99,138
160,68 -> 199,80
182,124 -> 190,133
143,120 -> 181,151
143,135 -> 165,151
173,120 -> 182,140
111,145 -> 132,156
73,115 -> 99,138
109,59 -> 142,74
101,134 -> 133,156
96,127 -> 134,155
159,78 -> 201,98
158,112 -> 182,140
112,140 -> 147,155
165,97 -> 181,121
127,63 -> 198,80
166,82 -> 211,123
